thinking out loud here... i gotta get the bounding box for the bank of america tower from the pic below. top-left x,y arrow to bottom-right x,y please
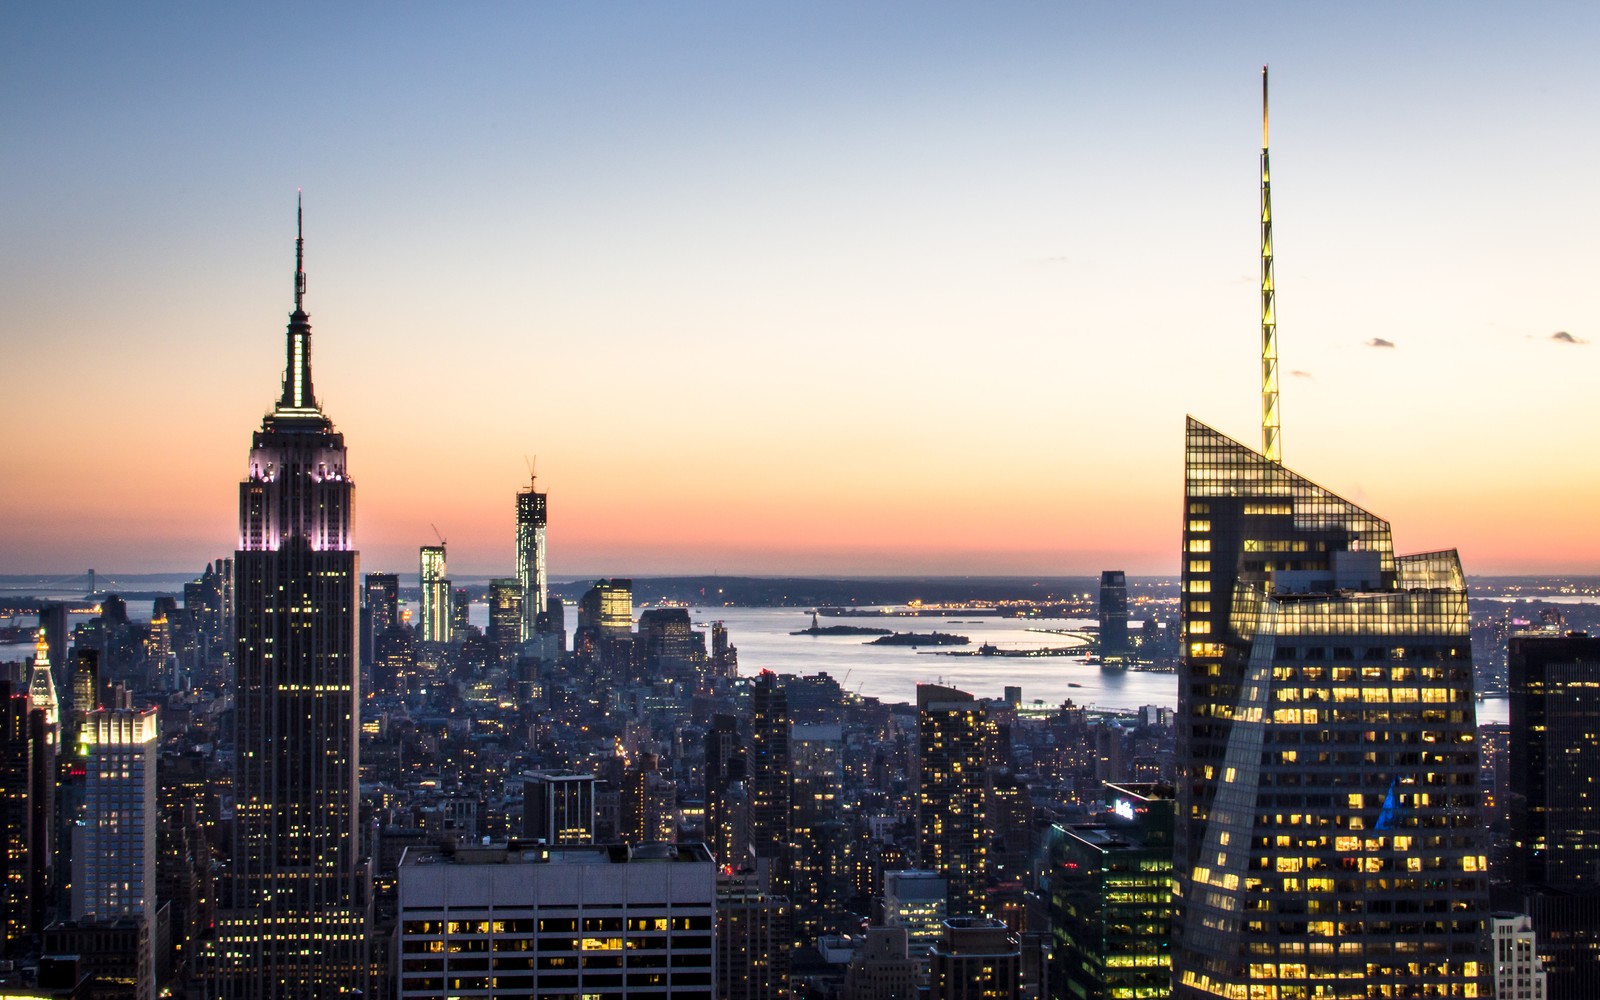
217,203 -> 368,997
1172,69 -> 1489,998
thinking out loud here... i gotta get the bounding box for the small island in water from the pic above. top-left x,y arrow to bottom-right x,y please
792,624 -> 894,637
869,631 -> 970,647
792,612 -> 892,637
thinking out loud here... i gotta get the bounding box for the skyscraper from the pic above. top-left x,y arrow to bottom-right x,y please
418,544 -> 449,644
1172,418 -> 1489,997
26,639 -> 58,937
516,472 -> 548,642
1099,570 -> 1130,666
523,769 -> 597,845
1047,781 -> 1174,1000
916,684 -> 994,918
217,203 -> 367,998
0,675 -> 32,958
487,577 -> 524,648
1507,632 -> 1600,998
749,672 -> 793,901
362,572 -> 399,665
73,706 -> 158,1000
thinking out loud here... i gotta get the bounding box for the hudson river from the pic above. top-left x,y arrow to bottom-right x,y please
2,596 -> 1509,725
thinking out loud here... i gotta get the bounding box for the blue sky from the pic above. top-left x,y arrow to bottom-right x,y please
3,3 -> 1598,575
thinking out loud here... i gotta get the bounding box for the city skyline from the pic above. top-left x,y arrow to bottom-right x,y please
4,4 -> 1598,577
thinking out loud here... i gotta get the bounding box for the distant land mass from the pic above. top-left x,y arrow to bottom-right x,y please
4,573 -> 1600,616
548,575 -> 1118,608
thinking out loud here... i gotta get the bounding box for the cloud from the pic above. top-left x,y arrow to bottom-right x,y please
1365,338 -> 1396,349
1551,331 -> 1588,345
1290,370 -> 1313,379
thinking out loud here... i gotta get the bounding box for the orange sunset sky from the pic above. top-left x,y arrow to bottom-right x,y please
3,4 -> 1598,578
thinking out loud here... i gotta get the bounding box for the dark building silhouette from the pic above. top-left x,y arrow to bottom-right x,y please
638,607 -> 696,675
215,205 -> 367,999
705,714 -> 748,868
717,871 -> 793,1000
361,572 -> 399,667
28,641 -> 60,938
1172,419 -> 1489,998
0,675 -> 33,958
450,587 -> 471,641
1098,570 -> 1130,666
749,673 -> 793,900
1508,632 -> 1600,998
929,917 -> 1020,1000
487,578 -> 523,649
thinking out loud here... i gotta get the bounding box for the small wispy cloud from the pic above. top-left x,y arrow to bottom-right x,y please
1365,338 -> 1396,349
1290,370 -> 1313,379
1551,331 -> 1588,345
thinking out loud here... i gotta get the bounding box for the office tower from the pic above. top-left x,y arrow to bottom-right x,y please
515,472 -> 548,642
705,714 -> 749,867
749,672 -> 793,899
157,752 -> 215,993
70,648 -> 100,740
928,917 -> 1021,1000
638,607 -> 695,674
790,724 -> 845,943
419,544 -> 448,644
0,677 -> 31,958
43,920 -> 149,1000
395,842 -> 717,999
450,586 -> 471,641
185,559 -> 231,667
1047,782 -> 1174,1000
486,578 -> 523,649
27,637 -> 59,933
522,769 -> 596,845
536,596 -> 566,648
39,603 -> 69,713
1172,419 -> 1489,997
717,871 -> 793,1000
578,578 -> 634,637
916,685 -> 994,917
1492,913 -> 1549,1000
362,572 -> 399,665
1507,632 -> 1600,998
218,204 -> 367,998
842,925 -> 917,1000
711,620 -> 738,678
1098,571 -> 1130,665
72,707 -> 158,1000
1509,633 -> 1600,891
882,869 -> 948,972
73,708 -> 158,921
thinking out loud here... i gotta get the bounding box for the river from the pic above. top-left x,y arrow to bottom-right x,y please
2,593 -> 1510,725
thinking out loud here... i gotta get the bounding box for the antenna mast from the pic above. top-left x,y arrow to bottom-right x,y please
1260,65 -> 1281,464
295,189 -> 306,311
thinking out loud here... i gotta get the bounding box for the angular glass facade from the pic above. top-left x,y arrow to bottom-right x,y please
1174,418 -> 1489,999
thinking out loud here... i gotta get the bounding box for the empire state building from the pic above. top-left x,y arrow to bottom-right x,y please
217,203 -> 367,998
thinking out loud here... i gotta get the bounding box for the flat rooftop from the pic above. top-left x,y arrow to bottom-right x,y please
401,841 -> 714,867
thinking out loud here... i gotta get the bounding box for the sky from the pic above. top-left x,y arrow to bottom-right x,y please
3,3 -> 1598,578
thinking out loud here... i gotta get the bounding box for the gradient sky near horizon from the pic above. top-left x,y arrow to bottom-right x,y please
3,3 -> 1598,578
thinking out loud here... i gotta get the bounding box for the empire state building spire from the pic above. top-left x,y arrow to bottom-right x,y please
279,192 -> 317,412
